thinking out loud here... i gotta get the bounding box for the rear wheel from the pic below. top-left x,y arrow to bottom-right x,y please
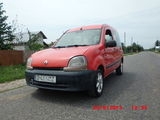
88,70 -> 104,97
116,62 -> 123,75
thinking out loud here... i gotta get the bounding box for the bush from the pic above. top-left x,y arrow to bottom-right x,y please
28,43 -> 44,50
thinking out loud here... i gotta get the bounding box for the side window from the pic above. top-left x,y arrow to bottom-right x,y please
105,29 -> 113,43
115,31 -> 121,47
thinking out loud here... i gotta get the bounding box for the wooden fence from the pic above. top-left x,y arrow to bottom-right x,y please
0,50 -> 35,66
0,50 -> 23,66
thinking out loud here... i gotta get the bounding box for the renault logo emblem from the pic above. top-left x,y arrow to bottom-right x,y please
44,60 -> 48,65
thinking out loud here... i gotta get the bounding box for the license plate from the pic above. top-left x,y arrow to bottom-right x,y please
34,75 -> 56,83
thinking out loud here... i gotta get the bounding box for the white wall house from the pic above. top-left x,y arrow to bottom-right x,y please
155,46 -> 160,52
13,31 -> 47,51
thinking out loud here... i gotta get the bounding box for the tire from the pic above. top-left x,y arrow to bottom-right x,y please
88,70 -> 104,97
116,62 -> 123,75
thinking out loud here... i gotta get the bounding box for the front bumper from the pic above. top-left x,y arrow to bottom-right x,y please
25,69 -> 97,91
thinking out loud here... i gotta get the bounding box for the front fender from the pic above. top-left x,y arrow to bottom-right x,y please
84,45 -> 105,71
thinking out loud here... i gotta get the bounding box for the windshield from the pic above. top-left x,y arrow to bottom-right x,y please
54,29 -> 101,48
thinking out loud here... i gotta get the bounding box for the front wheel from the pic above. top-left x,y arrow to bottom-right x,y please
88,70 -> 104,97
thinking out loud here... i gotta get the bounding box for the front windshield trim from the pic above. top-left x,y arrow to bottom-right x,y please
54,29 -> 102,48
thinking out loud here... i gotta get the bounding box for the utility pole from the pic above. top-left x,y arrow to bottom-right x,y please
123,32 -> 126,53
131,37 -> 133,53
131,37 -> 133,45
124,32 -> 126,46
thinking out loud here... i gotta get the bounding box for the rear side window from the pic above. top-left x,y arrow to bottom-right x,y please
113,30 -> 121,47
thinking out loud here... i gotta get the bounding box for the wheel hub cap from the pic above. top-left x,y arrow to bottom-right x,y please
96,73 -> 103,93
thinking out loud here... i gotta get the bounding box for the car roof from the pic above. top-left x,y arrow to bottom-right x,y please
67,24 -> 111,32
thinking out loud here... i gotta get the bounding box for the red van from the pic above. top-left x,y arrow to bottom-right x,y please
25,24 -> 123,97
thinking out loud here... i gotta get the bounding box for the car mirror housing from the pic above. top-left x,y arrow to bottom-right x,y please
106,40 -> 117,47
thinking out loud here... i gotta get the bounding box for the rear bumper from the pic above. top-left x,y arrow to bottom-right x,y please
25,70 -> 97,91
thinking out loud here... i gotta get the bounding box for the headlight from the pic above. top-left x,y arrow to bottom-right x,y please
26,57 -> 33,69
64,56 -> 87,71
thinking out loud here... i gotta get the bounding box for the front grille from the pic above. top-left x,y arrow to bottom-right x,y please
31,80 -> 69,88
33,67 -> 64,71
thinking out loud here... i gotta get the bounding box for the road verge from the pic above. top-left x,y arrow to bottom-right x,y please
0,79 -> 26,93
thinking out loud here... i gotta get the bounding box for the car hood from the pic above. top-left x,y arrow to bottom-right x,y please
31,47 -> 90,67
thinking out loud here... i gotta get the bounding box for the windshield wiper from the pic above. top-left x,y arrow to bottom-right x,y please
54,45 -> 88,48
54,46 -> 66,48
66,45 -> 89,47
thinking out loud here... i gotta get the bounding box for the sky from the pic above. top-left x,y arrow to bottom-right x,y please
1,0 -> 160,48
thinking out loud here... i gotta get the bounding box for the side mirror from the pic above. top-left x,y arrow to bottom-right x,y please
106,40 -> 117,47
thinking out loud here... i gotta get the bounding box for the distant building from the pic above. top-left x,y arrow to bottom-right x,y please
13,31 -> 47,51
155,46 -> 160,52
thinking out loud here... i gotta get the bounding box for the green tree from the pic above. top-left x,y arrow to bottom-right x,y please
155,40 -> 160,46
26,30 -> 44,50
125,42 -> 144,53
0,3 -> 15,50
132,42 -> 138,52
126,45 -> 132,53
121,42 -> 127,54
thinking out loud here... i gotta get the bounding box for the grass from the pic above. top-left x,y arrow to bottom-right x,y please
124,52 -> 138,56
0,64 -> 26,83
154,51 -> 160,54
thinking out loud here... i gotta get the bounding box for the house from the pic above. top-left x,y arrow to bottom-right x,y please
155,46 -> 160,52
13,31 -> 47,51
